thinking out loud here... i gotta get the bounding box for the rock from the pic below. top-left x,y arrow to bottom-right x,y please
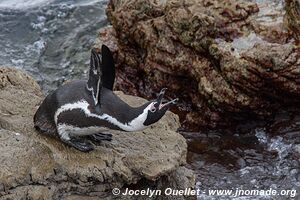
0,67 -> 43,133
97,0 -> 300,129
0,67 -> 195,199
284,0 -> 300,42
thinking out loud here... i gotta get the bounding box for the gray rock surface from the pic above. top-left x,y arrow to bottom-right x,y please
0,67 -> 195,200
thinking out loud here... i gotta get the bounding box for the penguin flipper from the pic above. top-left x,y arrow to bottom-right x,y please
101,45 -> 115,90
87,48 -> 102,106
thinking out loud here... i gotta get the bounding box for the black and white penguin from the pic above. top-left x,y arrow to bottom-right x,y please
34,45 -> 178,152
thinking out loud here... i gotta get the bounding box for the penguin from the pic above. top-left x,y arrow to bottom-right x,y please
34,45 -> 178,152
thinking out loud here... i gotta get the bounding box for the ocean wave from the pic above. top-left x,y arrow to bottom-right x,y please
0,0 -> 54,10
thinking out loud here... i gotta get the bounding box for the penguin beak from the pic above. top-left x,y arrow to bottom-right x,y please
156,88 -> 167,108
155,88 -> 178,110
159,98 -> 179,110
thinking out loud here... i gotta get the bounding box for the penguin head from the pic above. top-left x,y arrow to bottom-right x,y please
143,88 -> 178,126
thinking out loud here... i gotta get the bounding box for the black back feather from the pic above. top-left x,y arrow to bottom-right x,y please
101,44 -> 115,90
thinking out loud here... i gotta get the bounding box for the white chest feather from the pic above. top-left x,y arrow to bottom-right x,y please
57,123 -> 109,138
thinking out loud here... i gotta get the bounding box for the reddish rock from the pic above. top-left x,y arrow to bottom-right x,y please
95,0 -> 300,129
284,0 -> 300,43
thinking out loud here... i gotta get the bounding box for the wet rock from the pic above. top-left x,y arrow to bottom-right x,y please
98,0 -> 300,129
0,67 -> 195,199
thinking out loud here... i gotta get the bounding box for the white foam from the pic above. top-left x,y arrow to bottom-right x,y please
11,59 -> 24,66
0,0 -> 53,10
255,128 -> 268,144
268,136 -> 292,160
25,39 -> 46,54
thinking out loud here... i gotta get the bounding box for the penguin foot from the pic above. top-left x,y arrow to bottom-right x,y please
88,133 -> 112,144
65,138 -> 94,152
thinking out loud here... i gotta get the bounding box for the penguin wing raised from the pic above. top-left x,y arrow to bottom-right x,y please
87,48 -> 102,105
86,45 -> 115,106
101,45 -> 115,91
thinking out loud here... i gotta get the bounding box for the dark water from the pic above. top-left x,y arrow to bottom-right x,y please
0,1 -> 299,199
184,112 -> 300,199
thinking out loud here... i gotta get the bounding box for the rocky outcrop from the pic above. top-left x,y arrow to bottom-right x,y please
0,67 -> 195,200
284,0 -> 300,42
96,0 -> 300,129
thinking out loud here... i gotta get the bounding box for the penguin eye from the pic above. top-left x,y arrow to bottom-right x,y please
150,107 -> 156,113
150,103 -> 157,113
